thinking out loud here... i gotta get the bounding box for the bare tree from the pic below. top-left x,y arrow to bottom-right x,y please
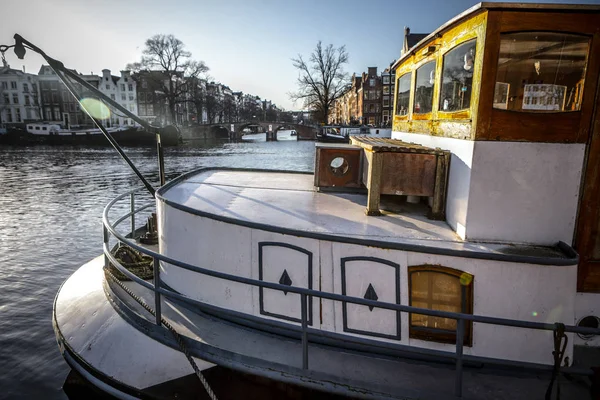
128,34 -> 209,125
290,41 -> 350,124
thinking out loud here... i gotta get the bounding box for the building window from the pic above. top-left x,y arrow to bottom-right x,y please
129,95 -> 134,101
32,83 -> 37,93
138,105 -> 146,115
1,82 -> 7,90
440,40 -> 476,112
25,95 -> 30,106
383,76 -> 390,84
142,81 -> 148,89
121,84 -> 125,91
494,32 -> 589,112
396,72 -> 412,116
414,61 -> 436,114
383,86 -> 390,95
15,109 -> 21,122
53,109 -> 61,120
146,93 -> 153,102
26,109 -> 32,119
147,105 -> 154,115
369,78 -> 375,87
409,265 -> 473,345
128,84 -> 133,91
138,92 -> 145,102
10,81 -> 17,89
110,94 -> 115,100
44,109 -> 52,120
23,83 -> 29,93
121,94 -> 126,101
12,94 -> 18,104
383,96 -> 390,107
368,117 -> 375,125
383,110 -> 389,120
51,93 -> 58,103
106,84 -> 110,90
6,110 -> 12,122
3,94 -> 9,104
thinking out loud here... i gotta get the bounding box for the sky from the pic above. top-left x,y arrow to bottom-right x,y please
1,0 -> 598,110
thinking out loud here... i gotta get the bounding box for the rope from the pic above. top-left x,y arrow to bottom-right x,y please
545,323 -> 568,400
104,267 -> 218,400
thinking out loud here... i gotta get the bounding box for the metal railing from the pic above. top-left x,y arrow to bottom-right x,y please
102,187 -> 600,398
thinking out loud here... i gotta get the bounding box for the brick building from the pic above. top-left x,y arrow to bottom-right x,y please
361,67 -> 382,126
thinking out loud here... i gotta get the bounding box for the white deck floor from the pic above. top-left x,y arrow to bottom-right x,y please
160,169 -> 568,258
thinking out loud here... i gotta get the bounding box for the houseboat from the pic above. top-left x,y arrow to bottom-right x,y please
52,3 -> 600,399
0,122 -> 180,146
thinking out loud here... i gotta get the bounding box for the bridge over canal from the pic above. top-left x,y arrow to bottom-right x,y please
181,122 -> 317,141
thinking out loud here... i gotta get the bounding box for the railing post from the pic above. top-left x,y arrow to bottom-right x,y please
130,192 -> 135,238
102,224 -> 109,269
455,285 -> 467,397
455,317 -> 464,397
300,293 -> 308,370
154,257 -> 162,326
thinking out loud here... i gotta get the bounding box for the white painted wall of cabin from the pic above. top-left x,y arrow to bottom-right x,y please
466,142 -> 585,245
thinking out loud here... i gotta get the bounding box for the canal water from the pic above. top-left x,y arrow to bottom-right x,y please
0,137 -> 315,399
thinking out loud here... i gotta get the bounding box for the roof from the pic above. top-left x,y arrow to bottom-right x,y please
405,33 -> 428,50
391,2 -> 600,70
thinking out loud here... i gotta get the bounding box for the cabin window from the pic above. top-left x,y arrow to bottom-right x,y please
409,265 -> 473,345
493,32 -> 589,112
396,72 -> 412,116
414,61 -> 436,114
440,40 -> 476,113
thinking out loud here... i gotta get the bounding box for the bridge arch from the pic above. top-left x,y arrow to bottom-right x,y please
210,125 -> 230,138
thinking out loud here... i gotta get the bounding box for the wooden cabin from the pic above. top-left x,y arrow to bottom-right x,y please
391,3 -> 600,298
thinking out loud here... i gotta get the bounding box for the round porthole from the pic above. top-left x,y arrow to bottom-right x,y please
330,156 -> 349,176
577,315 -> 600,340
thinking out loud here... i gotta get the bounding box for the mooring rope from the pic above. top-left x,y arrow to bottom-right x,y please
104,267 -> 218,400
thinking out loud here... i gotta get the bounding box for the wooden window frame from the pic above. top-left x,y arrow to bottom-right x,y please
408,265 -> 473,346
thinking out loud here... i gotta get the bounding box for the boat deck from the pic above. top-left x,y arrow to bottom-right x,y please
158,169 -> 573,262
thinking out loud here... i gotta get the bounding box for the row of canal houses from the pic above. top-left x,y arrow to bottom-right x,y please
0,61 -> 279,129
329,28 -> 428,127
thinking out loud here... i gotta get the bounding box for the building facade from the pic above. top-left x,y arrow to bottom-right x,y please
38,65 -> 91,127
381,65 -> 396,126
98,69 -> 138,127
361,67 -> 382,126
0,65 -> 42,126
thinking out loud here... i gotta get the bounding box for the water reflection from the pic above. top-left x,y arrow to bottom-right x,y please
0,139 -> 314,399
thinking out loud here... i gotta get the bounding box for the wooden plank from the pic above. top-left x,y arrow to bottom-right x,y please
365,151 -> 383,216
474,10 -> 501,140
380,153 -> 436,196
574,35 -> 600,292
431,153 -> 450,220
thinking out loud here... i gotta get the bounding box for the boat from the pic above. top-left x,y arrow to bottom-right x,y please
240,132 -> 267,142
49,2 -> 600,399
0,122 -> 180,146
316,126 -> 350,143
276,129 -> 298,141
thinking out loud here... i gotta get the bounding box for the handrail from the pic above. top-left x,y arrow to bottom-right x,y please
102,187 -> 600,397
103,189 -> 599,336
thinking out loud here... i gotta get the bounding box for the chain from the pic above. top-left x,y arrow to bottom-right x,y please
104,268 -> 218,400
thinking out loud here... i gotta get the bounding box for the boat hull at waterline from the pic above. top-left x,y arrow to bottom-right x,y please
276,130 -> 298,141
241,132 -> 267,142
0,126 -> 180,146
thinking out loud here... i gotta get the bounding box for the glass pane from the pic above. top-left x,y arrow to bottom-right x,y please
414,61 -> 436,114
411,270 -> 463,331
396,73 -> 411,116
494,32 -> 589,112
440,40 -> 476,112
